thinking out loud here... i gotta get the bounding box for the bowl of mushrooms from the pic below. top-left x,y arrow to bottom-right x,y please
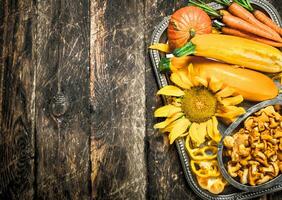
218,98 -> 282,192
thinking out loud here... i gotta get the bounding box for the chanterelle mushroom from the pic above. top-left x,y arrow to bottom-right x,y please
238,168 -> 248,184
238,144 -> 250,157
227,162 -> 241,177
223,105 -> 282,186
244,117 -> 254,131
223,136 -> 234,148
257,175 -> 271,185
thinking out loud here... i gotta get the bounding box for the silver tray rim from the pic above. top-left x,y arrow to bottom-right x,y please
149,1 -> 282,200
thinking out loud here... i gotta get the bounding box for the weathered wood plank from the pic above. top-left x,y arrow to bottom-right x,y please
90,0 -> 147,199
144,1 -> 198,199
34,0 -> 90,199
0,0 -> 35,199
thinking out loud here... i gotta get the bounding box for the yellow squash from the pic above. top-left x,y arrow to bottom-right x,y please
173,34 -> 282,73
160,56 -> 278,101
193,59 -> 278,101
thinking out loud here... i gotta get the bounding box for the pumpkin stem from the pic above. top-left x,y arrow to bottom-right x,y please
173,41 -> 196,57
190,28 -> 196,38
234,0 -> 253,12
159,57 -> 171,72
189,0 -> 221,18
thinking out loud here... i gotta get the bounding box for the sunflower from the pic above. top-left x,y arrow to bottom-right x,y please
154,63 -> 246,194
154,63 -> 245,145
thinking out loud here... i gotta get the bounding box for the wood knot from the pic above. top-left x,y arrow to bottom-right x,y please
50,93 -> 69,118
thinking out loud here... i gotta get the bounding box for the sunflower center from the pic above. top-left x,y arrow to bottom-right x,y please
182,87 -> 217,123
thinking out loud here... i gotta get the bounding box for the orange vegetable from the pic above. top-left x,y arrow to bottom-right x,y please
190,0 -> 281,42
167,6 -> 212,50
234,0 -> 282,36
227,2 -> 281,42
159,56 -> 278,101
222,14 -> 279,42
221,26 -> 282,47
173,34 -> 282,73
254,10 -> 282,36
193,59 -> 278,102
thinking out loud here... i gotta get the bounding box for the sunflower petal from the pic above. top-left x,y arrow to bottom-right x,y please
195,76 -> 208,87
199,122 -> 208,141
216,87 -> 235,99
179,132 -> 189,137
218,105 -> 240,113
177,69 -> 193,87
220,117 -> 237,125
169,118 -> 191,144
211,116 -> 222,143
209,77 -> 223,93
170,73 -> 191,89
189,123 -> 206,147
220,95 -> 243,106
187,63 -> 199,86
216,107 -> 245,119
206,119 -> 214,141
154,112 -> 184,129
161,119 -> 180,133
149,43 -> 171,53
154,105 -> 182,117
157,85 -> 185,97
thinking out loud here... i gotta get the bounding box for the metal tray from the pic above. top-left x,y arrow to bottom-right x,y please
149,0 -> 282,199
218,98 -> 282,192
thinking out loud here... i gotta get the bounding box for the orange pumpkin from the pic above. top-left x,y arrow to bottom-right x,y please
168,6 -> 212,49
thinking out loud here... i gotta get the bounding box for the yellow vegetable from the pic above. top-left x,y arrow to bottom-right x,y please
160,56 -> 278,101
185,135 -> 217,160
191,160 -> 220,178
194,59 -> 278,101
149,43 -> 171,53
173,34 -> 282,73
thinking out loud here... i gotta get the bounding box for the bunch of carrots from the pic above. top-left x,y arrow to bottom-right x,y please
190,0 -> 282,47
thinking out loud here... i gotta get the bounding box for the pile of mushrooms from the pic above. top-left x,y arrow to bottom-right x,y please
223,105 -> 282,186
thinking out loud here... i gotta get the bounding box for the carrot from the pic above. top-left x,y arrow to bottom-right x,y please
222,14 -> 278,42
253,10 -> 282,36
189,0 -> 282,42
221,27 -> 282,47
228,3 -> 282,42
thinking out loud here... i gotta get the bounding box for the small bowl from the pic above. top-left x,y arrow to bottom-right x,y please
217,97 -> 282,192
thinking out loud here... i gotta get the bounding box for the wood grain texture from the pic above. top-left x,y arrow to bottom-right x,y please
145,1 -> 198,199
34,0 -> 90,199
90,0 -> 147,199
0,0 -> 35,199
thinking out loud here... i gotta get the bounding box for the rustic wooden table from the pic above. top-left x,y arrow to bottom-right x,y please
0,0 -> 281,199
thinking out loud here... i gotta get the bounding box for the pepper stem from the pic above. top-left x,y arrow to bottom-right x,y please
173,41 -> 196,57
159,57 -> 171,72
